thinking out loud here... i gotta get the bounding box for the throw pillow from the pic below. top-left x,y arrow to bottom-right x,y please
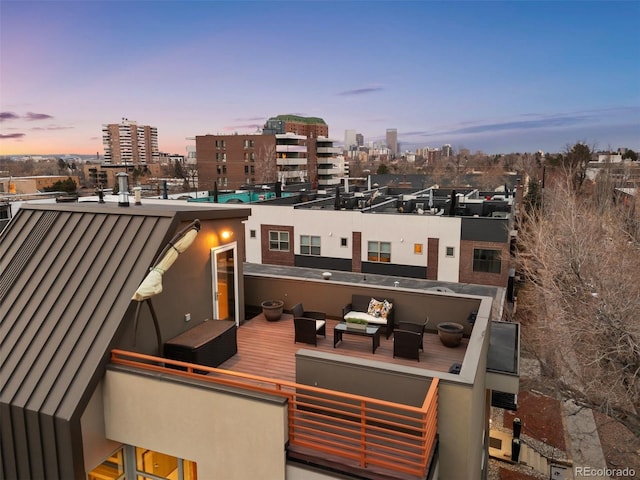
367,298 -> 384,317
380,300 -> 393,319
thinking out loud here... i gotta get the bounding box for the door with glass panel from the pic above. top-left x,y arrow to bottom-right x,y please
211,242 -> 239,325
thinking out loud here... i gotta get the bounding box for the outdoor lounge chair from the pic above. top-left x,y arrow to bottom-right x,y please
396,318 -> 429,351
393,329 -> 422,361
292,303 -> 326,346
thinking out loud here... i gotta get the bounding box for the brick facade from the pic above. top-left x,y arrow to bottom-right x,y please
458,240 -> 509,287
427,238 -> 439,280
352,232 -> 362,272
260,224 -> 294,266
196,134 -> 275,191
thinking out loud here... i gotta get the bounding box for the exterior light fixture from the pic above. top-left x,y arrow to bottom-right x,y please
221,230 -> 232,241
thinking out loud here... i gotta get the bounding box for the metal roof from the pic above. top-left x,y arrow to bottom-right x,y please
0,202 -> 249,479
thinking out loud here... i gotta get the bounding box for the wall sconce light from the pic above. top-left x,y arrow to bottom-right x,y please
329,232 -> 333,236
400,238 -> 404,243
221,230 -> 232,241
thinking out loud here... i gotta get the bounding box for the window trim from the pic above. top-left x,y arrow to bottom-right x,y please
269,230 -> 290,252
300,235 -> 321,256
367,241 -> 391,263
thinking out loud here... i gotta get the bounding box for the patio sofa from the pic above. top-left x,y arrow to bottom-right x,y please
342,294 -> 395,338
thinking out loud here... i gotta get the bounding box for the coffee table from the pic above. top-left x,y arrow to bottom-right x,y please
333,323 -> 380,354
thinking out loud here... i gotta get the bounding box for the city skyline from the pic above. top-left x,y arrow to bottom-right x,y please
1,1 -> 639,157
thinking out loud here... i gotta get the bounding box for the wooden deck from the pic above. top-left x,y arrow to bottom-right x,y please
218,314 -> 467,382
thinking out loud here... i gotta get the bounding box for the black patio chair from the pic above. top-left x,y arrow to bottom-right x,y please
393,329 -> 422,361
292,303 -> 326,346
396,318 -> 429,351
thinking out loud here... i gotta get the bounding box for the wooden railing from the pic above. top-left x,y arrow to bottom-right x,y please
110,349 -> 438,478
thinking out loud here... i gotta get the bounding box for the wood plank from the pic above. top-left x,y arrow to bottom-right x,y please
219,316 -> 467,383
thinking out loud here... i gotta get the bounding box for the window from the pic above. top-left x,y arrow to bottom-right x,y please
249,229 -> 256,238
300,235 -> 321,255
269,231 -> 289,251
446,246 -> 455,257
244,165 -> 249,174
473,248 -> 501,273
368,241 -> 391,263
340,237 -> 348,247
414,243 -> 423,254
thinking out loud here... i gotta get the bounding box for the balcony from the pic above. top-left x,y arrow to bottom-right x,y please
277,158 -> 307,166
110,346 -> 439,480
276,145 -> 307,153
318,177 -> 343,186
317,167 -> 341,175
316,146 -> 342,154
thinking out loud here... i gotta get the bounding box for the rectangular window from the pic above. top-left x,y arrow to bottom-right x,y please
250,229 -> 256,238
414,243 -> 423,254
473,248 -> 501,273
340,237 -> 348,247
250,140 -> 255,148
250,153 -> 255,162
446,246 -> 455,257
368,241 -> 391,263
269,231 -> 289,251
244,165 -> 249,174
300,235 -> 321,255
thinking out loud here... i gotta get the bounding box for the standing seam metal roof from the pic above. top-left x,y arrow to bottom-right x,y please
0,204 -> 182,479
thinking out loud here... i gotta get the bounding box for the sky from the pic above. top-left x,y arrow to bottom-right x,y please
1,0 -> 639,157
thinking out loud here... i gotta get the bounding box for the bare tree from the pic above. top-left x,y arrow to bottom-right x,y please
257,144 -> 277,184
516,178 -> 640,438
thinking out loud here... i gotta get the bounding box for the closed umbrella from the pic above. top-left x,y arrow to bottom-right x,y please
131,219 -> 201,351
132,227 -> 199,301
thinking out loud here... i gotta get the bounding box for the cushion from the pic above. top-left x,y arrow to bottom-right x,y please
380,300 -> 393,319
344,311 -> 387,325
367,298 -> 385,317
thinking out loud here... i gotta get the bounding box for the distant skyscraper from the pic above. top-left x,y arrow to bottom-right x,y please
102,118 -> 159,165
344,129 -> 356,150
355,133 -> 364,147
386,128 -> 398,157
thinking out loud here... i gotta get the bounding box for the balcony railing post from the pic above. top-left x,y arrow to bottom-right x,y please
360,399 -> 367,467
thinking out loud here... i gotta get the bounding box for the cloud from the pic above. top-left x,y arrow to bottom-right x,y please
0,133 -> 26,139
222,124 -> 262,131
31,125 -> 73,131
25,112 -> 53,121
234,116 -> 265,122
0,112 -> 20,122
338,86 -> 384,96
421,107 -> 640,138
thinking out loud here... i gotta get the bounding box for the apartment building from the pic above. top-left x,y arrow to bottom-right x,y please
0,185 -> 518,480
102,118 -> 159,165
196,132 -> 342,190
243,186 -> 516,288
263,114 -> 329,138
1,196 -> 519,480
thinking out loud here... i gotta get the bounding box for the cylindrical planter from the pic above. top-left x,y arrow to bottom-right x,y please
437,322 -> 464,347
261,300 -> 284,321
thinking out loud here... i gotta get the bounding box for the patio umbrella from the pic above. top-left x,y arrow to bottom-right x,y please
131,219 -> 201,351
132,221 -> 201,301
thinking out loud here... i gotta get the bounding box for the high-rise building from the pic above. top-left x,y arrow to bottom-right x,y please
344,129 -> 356,150
355,133 -> 364,147
263,114 -> 328,138
102,118 -> 159,165
386,128 -> 398,157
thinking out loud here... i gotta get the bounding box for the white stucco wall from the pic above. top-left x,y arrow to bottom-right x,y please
243,204 -> 462,281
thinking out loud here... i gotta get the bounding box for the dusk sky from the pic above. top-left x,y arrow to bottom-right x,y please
1,1 -> 639,156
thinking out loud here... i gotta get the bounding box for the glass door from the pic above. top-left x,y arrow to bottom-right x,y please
211,242 -> 238,325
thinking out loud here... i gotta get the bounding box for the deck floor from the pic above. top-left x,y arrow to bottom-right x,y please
219,314 -> 468,383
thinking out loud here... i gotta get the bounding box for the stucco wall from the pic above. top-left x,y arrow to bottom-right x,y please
103,369 -> 288,480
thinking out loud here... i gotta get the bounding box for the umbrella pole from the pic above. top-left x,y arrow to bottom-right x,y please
133,301 -> 142,347
146,299 -> 163,356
